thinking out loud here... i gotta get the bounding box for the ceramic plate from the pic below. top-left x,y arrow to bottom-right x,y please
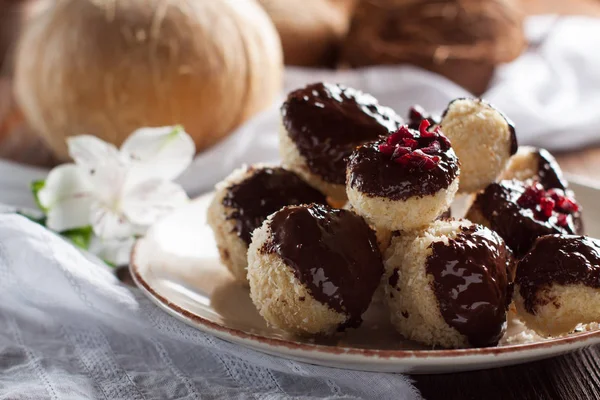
130,178 -> 600,374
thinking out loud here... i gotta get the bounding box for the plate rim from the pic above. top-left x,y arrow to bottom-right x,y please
130,241 -> 600,361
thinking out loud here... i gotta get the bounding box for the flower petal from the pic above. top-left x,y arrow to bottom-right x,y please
87,161 -> 128,207
88,236 -> 135,266
68,135 -> 120,168
122,179 -> 189,227
46,197 -> 94,233
37,164 -> 94,232
121,126 -> 196,183
90,200 -> 135,240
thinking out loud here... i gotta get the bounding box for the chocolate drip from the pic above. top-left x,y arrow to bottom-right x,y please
426,225 -> 512,347
516,235 -> 600,314
281,83 -> 403,185
536,148 -> 568,190
223,167 -> 327,245
347,138 -> 459,201
441,98 -> 518,155
263,204 -> 383,328
472,180 -> 581,258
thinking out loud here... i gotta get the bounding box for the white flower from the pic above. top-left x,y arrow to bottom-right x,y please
37,126 -> 195,240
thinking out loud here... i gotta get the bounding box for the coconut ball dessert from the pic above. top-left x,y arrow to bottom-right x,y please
440,98 -> 517,193
466,179 -> 583,258
248,204 -> 384,335
346,121 -> 460,231
500,146 -> 568,190
514,235 -> 600,336
384,219 -> 513,348
280,82 -> 403,201
207,165 -> 327,283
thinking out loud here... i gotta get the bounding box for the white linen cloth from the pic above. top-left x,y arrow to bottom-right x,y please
0,214 -> 420,399
0,15 -> 599,399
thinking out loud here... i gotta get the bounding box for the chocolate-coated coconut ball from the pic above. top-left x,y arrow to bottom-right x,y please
248,204 -> 384,335
207,165 -> 327,283
384,219 -> 513,348
466,179 -> 583,258
346,122 -> 459,231
514,235 -> 600,336
500,146 -> 568,190
280,82 -> 403,201
440,98 -> 517,193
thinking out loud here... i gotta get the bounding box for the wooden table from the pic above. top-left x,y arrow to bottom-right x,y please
414,346 -> 600,399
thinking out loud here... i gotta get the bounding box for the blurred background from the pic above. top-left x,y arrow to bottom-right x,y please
1,0 -> 600,177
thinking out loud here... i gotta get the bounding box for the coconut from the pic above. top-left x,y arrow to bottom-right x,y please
14,0 -> 283,160
258,0 -> 355,67
341,0 -> 526,95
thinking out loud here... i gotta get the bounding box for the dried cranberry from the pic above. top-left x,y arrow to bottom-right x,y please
379,143 -> 395,155
392,146 -> 411,158
394,153 -> 412,166
556,197 -> 580,213
516,181 -> 580,227
421,141 -> 441,154
408,105 -> 425,122
379,124 -> 448,171
387,126 -> 413,145
517,184 -> 544,207
423,156 -> 441,170
419,120 -> 436,138
556,214 -> 569,227
400,138 -> 418,149
546,188 -> 562,201
539,197 -> 555,219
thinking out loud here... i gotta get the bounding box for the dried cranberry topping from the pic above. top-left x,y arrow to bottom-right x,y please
378,122 -> 451,170
407,105 -> 441,131
516,182 -> 579,227
408,105 -> 425,122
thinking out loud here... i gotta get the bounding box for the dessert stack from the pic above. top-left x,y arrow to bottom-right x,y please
208,82 -> 598,348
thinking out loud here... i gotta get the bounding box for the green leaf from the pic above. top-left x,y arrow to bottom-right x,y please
168,124 -> 184,139
159,125 -> 185,151
31,180 -> 47,213
16,211 -> 46,226
61,226 -> 93,250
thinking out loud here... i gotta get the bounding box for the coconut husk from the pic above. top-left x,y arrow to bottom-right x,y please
259,0 -> 357,67
342,0 -> 526,94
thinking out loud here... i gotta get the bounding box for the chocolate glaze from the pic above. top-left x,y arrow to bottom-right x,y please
281,83 -> 403,185
426,225 -> 512,347
439,208 -> 452,219
516,235 -> 600,314
407,105 -> 440,130
471,180 -> 582,258
508,122 -> 518,156
347,136 -> 459,201
262,204 -> 384,329
222,167 -> 327,245
536,148 -> 568,190
442,98 -> 518,156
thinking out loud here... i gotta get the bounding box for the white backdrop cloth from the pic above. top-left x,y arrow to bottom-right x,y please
0,15 -> 599,399
0,214 -> 420,399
